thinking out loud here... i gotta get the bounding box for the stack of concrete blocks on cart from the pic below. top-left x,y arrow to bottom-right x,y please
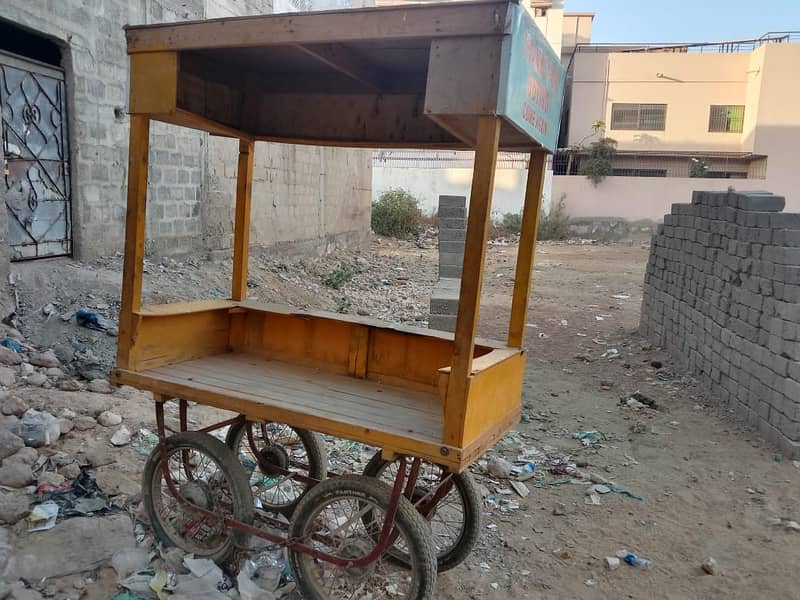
429,196 -> 467,332
640,190 -> 800,458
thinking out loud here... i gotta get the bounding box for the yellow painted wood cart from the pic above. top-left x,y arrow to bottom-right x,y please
112,1 -> 564,597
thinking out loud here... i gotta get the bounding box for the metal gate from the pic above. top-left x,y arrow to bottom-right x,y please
0,50 -> 71,260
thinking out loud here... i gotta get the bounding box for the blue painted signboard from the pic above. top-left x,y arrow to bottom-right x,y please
498,3 -> 566,152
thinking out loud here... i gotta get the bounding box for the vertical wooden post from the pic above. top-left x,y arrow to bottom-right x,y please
231,139 -> 255,301
444,116 -> 501,445
116,115 -> 151,370
508,151 -> 547,347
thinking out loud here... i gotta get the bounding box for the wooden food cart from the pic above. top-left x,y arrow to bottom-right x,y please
112,1 -> 565,597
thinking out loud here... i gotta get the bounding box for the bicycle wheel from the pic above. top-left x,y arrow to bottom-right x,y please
226,420 -> 327,515
363,452 -> 481,571
289,475 -> 437,600
142,432 -> 254,563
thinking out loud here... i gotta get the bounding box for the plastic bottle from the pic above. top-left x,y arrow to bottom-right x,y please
615,549 -> 653,570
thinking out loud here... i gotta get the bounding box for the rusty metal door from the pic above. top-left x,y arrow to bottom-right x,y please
0,50 -> 71,260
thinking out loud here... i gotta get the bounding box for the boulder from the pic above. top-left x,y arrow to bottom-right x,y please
0,368 -> 15,388
18,363 -> 34,376
0,462 -> 34,487
58,462 -> 81,480
87,379 -> 113,394
0,491 -> 30,524
37,471 -> 66,487
0,429 -> 24,460
72,416 -> 97,431
25,372 -> 48,387
5,447 -> 38,466
28,350 -> 60,369
56,418 -> 74,435
57,380 -> 81,392
97,411 -> 122,427
0,347 -> 22,366
110,426 -> 131,447
44,367 -> 65,379
1,396 -> 28,417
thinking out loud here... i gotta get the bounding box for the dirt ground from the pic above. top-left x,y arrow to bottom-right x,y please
4,238 -> 800,599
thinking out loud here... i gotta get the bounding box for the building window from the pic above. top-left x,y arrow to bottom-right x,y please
610,103 -> 667,131
708,105 -> 745,133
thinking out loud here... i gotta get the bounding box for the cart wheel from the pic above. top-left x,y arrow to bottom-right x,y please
289,475 -> 437,600
363,452 -> 481,572
226,420 -> 327,516
142,432 -> 254,563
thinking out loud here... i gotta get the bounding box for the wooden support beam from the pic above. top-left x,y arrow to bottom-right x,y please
444,115 -> 501,446
295,43 -> 385,92
231,139 -> 255,301
117,115 -> 151,370
508,151 -> 547,347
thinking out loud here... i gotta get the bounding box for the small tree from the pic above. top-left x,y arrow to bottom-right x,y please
579,137 -> 617,186
371,189 -> 422,238
538,195 -> 571,241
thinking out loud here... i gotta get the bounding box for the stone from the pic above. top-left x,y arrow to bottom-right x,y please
18,363 -> 34,376
87,379 -> 113,394
487,457 -> 512,479
56,418 -> 74,435
55,407 -> 77,419
44,367 -> 65,379
6,447 -> 38,466
37,471 -> 66,487
97,411 -> 122,427
28,350 -> 60,369
0,415 -> 18,430
0,429 -> 24,460
552,502 -> 567,516
0,462 -> 34,487
73,416 -> 97,431
106,327 -> 119,337
701,556 -> 719,575
0,347 -> 22,366
604,556 -> 621,570
0,491 -> 30,524
25,372 -> 48,387
57,379 -> 82,392
52,343 -> 75,365
0,368 -> 15,388
1,396 -> 28,417
58,462 -> 81,480
111,425 -> 132,447
83,446 -> 113,468
11,514 -> 136,579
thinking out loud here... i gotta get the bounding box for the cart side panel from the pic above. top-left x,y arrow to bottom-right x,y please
230,310 -> 353,375
129,308 -> 232,371
459,350 -> 525,448
367,328 -> 454,393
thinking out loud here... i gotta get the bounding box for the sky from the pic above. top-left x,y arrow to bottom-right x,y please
565,0 -> 800,44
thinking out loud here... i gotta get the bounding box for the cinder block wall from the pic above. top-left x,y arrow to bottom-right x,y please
640,190 -> 800,458
0,0 -> 370,260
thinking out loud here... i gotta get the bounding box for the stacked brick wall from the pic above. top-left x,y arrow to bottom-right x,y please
640,190 -> 800,458
428,196 -> 466,332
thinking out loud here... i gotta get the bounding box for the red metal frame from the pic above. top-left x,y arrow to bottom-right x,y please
152,400 -> 446,568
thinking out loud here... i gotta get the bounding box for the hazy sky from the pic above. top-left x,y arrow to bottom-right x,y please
565,0 -> 800,44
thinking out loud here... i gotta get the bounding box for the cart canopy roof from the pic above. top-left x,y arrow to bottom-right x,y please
125,0 -> 565,151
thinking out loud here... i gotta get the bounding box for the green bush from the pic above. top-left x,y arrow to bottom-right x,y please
579,137 -> 617,186
538,196 -> 571,241
371,189 -> 422,238
321,263 -> 356,289
502,212 -> 523,233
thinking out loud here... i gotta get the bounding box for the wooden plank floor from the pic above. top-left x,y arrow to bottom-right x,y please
145,353 -> 444,442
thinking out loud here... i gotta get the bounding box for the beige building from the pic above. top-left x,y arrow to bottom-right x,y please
556,33 -> 800,220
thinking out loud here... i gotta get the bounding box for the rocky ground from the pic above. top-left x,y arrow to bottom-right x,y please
0,236 -> 796,599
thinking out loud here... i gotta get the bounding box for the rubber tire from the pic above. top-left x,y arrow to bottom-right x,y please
363,453 -> 482,572
289,475 -> 437,600
142,432 -> 254,564
225,420 -> 327,515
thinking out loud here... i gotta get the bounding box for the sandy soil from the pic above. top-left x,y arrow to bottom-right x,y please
6,239 -> 800,599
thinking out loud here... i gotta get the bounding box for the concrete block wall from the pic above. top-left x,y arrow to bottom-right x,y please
0,0 -> 370,260
429,195 -> 466,332
640,190 -> 800,458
